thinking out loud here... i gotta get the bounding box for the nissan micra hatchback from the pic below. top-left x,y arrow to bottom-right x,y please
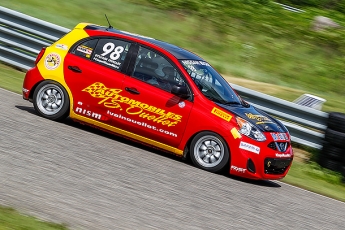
23,23 -> 293,180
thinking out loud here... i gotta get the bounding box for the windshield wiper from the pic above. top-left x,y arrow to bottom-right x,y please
204,95 -> 225,104
223,101 -> 242,106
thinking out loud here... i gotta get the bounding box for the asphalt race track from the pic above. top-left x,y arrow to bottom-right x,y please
0,88 -> 344,230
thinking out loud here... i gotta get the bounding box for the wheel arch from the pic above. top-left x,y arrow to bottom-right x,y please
32,80 -> 71,121
28,80 -> 44,101
183,129 -> 232,164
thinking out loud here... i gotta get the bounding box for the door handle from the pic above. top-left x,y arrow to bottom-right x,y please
125,87 -> 140,95
68,66 -> 82,73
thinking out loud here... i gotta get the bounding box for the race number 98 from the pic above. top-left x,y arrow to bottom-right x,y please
101,42 -> 124,60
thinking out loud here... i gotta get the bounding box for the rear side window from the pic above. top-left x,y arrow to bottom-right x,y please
72,39 -> 98,59
92,39 -> 131,71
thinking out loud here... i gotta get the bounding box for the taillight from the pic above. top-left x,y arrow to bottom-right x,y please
35,47 -> 46,65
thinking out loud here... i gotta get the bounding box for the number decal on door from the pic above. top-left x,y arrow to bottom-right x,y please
101,42 -> 124,60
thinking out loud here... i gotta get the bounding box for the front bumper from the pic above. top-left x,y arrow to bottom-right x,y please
264,157 -> 292,175
227,135 -> 293,180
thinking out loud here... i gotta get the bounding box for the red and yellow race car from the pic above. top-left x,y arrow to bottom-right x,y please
22,23 -> 293,180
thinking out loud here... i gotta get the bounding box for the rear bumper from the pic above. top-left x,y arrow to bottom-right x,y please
22,67 -> 44,100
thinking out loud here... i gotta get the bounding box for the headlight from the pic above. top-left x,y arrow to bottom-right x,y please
236,117 -> 266,141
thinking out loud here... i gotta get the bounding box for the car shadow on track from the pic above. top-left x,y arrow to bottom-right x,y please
224,174 -> 282,188
16,105 -> 37,115
16,105 -> 282,188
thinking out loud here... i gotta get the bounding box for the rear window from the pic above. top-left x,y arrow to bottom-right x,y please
72,39 -> 98,59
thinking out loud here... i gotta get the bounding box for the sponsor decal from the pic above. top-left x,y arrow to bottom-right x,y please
278,133 -> 284,140
77,45 -> 93,55
231,166 -> 247,173
44,53 -> 61,70
178,101 -> 185,108
93,53 -> 122,69
239,141 -> 260,154
245,113 -> 273,124
231,127 -> 241,139
75,107 -> 102,120
83,82 -> 182,127
267,161 -> 271,167
181,60 -> 211,67
22,88 -> 29,93
271,132 -> 289,141
282,133 -> 288,140
55,44 -> 68,50
211,107 -> 232,122
275,153 -> 291,158
107,111 -> 177,137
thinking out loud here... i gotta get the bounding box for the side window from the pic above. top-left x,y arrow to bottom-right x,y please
72,39 -> 98,59
92,39 -> 131,71
132,46 -> 186,92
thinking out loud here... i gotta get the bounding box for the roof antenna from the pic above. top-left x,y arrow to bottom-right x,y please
105,14 -> 113,29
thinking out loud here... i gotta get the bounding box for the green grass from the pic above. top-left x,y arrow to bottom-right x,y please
0,206 -> 67,229
282,161 -> 345,202
0,64 -> 25,94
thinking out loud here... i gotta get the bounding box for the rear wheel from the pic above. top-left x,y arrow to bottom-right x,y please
190,132 -> 229,173
33,81 -> 69,121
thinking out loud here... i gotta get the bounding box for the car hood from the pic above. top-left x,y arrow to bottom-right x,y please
217,103 -> 288,133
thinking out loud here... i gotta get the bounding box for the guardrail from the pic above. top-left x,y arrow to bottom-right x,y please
0,6 -> 328,149
274,2 -> 305,13
0,6 -> 69,70
232,84 -> 327,149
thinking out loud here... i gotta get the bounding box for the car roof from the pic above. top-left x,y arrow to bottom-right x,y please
85,25 -> 203,61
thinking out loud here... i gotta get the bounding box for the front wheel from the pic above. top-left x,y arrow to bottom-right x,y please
33,81 -> 70,121
190,132 -> 229,173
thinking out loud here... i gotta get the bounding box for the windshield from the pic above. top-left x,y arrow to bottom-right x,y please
180,60 -> 243,105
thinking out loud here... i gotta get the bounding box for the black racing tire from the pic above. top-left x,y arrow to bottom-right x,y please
319,155 -> 341,172
321,142 -> 344,161
190,131 -> 229,173
327,112 -> 345,133
33,81 -> 70,121
324,128 -> 345,148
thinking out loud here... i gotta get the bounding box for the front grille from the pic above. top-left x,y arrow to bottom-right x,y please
264,158 -> 292,175
268,142 -> 289,152
268,142 -> 277,150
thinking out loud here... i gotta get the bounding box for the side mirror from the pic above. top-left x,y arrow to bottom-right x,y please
171,85 -> 190,98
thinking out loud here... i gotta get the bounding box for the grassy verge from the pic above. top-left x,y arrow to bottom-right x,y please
0,206 -> 67,229
282,161 -> 345,202
0,64 -> 25,94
